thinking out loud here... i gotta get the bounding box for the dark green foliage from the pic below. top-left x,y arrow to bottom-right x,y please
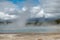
55,19 -> 60,24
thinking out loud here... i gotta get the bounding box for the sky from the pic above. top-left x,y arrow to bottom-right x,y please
0,0 -> 60,26
0,0 -> 42,20
0,0 -> 55,19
